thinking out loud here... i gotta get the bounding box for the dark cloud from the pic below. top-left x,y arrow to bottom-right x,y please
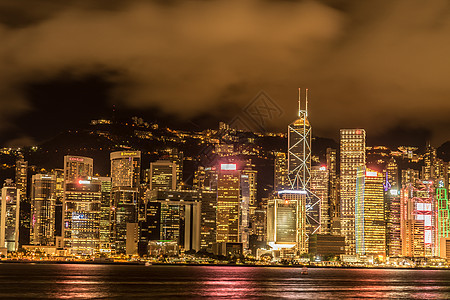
0,0 -> 449,146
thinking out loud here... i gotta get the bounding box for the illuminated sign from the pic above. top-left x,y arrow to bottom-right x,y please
278,190 -> 307,194
365,171 -> 378,177
221,163 -> 237,171
69,157 -> 84,162
390,189 -> 399,196
121,152 -> 138,156
78,180 -> 91,185
319,166 -> 326,171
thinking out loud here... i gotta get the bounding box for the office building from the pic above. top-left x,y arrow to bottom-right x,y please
63,179 -> 101,256
216,163 -> 240,243
340,129 -> 366,254
355,167 -> 386,256
150,160 -> 177,191
97,177 -> 112,253
110,151 -> 141,254
436,182 -> 449,258
30,174 -> 56,246
274,152 -> 288,192
311,166 -> 329,234
401,180 -> 436,257
1,180 -> 20,251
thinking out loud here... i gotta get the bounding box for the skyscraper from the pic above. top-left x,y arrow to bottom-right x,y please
287,89 -> 319,237
63,179 -> 101,256
274,152 -> 288,192
310,166 -> 329,234
15,157 -> 28,201
62,155 -> 97,255
401,180 -> 436,257
436,181 -> 449,258
110,151 -> 141,254
97,176 -> 112,253
267,191 -> 307,253
216,163 -> 240,243
355,167 -> 386,256
150,160 -> 177,191
1,180 -> 20,252
30,174 -> 56,246
340,129 -> 366,254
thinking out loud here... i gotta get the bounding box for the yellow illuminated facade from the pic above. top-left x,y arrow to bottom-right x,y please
355,167 -> 386,256
216,165 -> 240,243
340,129 -> 366,254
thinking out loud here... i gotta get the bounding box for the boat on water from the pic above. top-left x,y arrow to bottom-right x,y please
145,261 -> 152,266
301,267 -> 308,275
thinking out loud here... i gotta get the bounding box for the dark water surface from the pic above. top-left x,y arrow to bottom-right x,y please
0,264 -> 448,299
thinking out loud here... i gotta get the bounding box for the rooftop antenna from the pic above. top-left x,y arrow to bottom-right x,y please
305,88 -> 308,117
298,88 -> 301,117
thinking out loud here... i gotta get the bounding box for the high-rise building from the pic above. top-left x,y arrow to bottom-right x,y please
63,179 -> 101,256
1,180 -> 20,252
53,169 -> 64,238
193,166 -> 217,191
64,156 -> 93,182
401,169 -> 420,188
216,163 -> 240,243
30,174 -> 56,246
355,167 -> 386,256
326,148 -> 339,233
199,191 -> 217,251
150,160 -> 177,191
267,191 -> 307,253
96,177 -> 112,253
141,190 -> 202,252
287,89 -> 320,237
63,155 -> 96,255
311,166 -> 329,234
15,157 -> 28,201
401,180 -> 436,257
384,158 -> 401,257
110,151 -> 141,254
160,148 -> 184,189
274,152 -> 288,192
340,129 -> 366,254
436,181 -> 449,258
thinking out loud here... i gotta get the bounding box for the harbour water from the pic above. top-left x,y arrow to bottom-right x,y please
0,264 -> 448,299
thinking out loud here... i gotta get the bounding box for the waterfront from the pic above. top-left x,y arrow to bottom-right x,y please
0,264 -> 448,299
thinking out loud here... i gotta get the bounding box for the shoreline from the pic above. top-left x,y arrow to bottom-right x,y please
0,260 -> 448,270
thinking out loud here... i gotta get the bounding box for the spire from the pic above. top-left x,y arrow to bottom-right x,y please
305,88 -> 308,117
298,88 -> 301,117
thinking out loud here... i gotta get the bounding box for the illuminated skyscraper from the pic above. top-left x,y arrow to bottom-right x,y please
53,169 -> 64,238
110,151 -> 141,254
274,152 -> 288,192
30,174 -> 56,246
401,180 -> 436,257
216,163 -> 240,243
160,148 -> 184,189
355,167 -> 386,256
401,169 -> 420,188
340,129 -> 366,254
150,160 -> 177,191
310,166 -> 329,234
193,166 -> 217,191
287,89 -> 319,237
63,179 -> 101,256
326,148 -> 339,233
385,158 -> 401,257
267,191 -> 307,254
15,157 -> 28,201
62,155 -> 99,255
64,156 -> 93,182
97,176 -> 112,253
1,180 -> 20,252
436,182 -> 449,258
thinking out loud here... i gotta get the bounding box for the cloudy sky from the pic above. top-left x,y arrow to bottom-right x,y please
1,0 -> 449,147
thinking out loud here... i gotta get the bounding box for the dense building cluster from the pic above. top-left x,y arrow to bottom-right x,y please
0,94 -> 449,266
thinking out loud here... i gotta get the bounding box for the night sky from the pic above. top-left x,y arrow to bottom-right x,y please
1,0 -> 449,147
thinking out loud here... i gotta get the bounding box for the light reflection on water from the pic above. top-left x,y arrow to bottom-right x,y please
0,264 -> 448,299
